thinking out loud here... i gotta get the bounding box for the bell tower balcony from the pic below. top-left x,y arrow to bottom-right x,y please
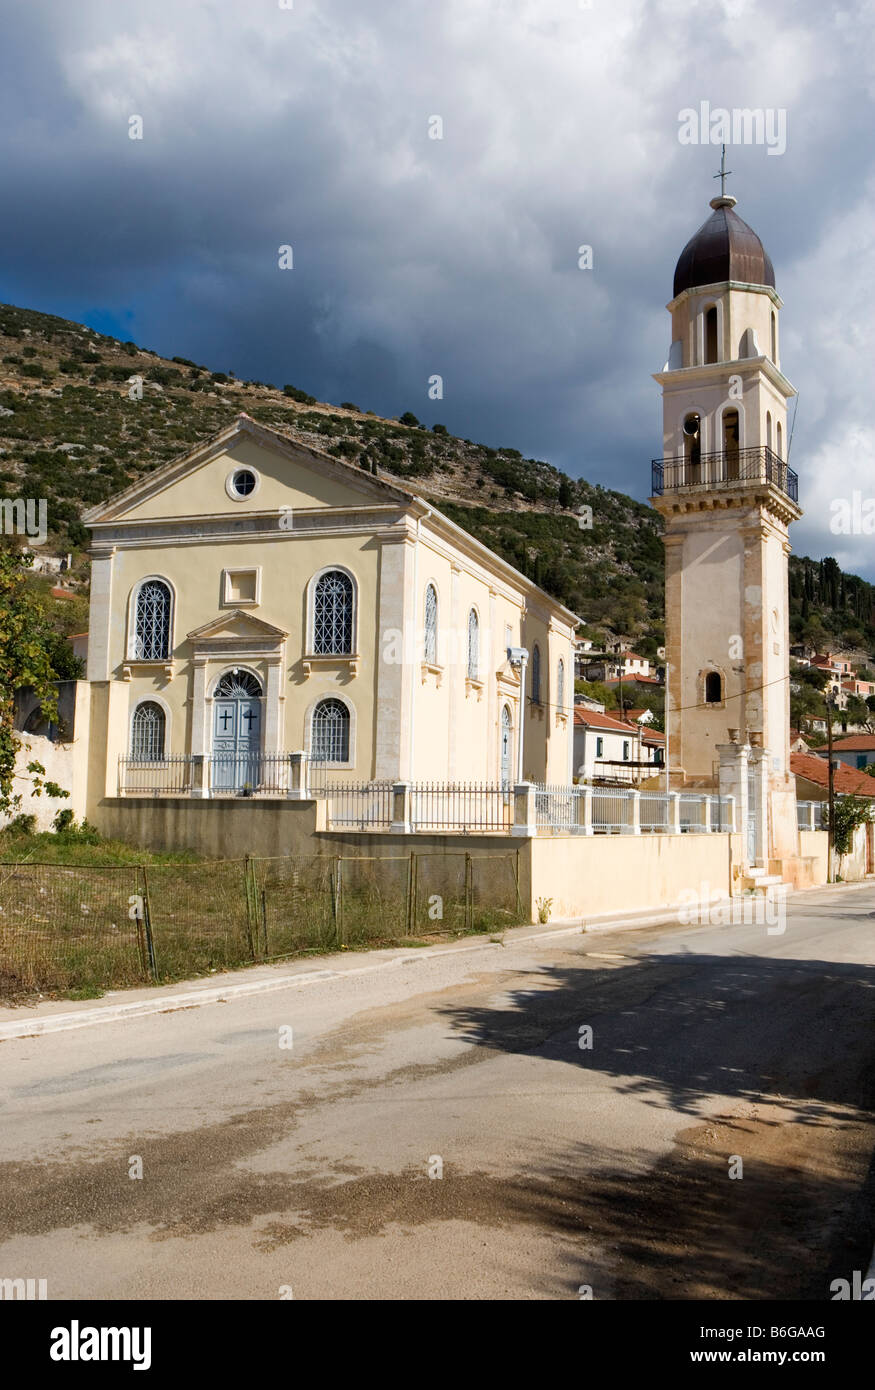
651,445 -> 798,506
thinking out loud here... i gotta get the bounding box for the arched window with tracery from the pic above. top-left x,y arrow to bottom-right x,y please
467,609 -> 479,680
131,701 -> 166,761
133,580 -> 171,660
214,670 -> 262,699
557,658 -> 565,712
312,570 -> 354,655
531,644 -> 541,705
311,698 -> 350,763
424,584 -> 438,664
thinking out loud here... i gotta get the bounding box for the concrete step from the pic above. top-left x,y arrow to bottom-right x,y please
740,873 -> 787,894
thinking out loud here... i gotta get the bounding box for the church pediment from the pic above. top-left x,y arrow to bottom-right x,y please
187,609 -> 287,651
496,659 -> 522,689
83,413 -> 414,526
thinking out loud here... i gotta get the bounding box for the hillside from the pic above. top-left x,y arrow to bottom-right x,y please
0,300 -> 872,662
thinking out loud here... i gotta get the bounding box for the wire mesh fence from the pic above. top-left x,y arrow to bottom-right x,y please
0,850 -> 524,999
0,863 -> 146,998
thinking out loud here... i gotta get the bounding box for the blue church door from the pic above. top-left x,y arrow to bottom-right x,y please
212,671 -> 263,792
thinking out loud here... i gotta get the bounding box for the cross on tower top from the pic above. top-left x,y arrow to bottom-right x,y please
713,143 -> 732,197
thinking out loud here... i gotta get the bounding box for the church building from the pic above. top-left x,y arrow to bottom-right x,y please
79,413 -> 578,812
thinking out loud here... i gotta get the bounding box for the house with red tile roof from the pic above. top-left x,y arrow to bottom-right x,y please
573,707 -> 663,784
810,733 -> 875,772
791,751 -> 875,800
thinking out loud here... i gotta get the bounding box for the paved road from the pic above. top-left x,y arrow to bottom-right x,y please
1,883 -> 874,1300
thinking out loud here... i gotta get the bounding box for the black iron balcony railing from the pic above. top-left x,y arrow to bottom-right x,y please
651,447 -> 798,505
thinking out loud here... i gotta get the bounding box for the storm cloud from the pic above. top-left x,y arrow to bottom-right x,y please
0,0 -> 873,571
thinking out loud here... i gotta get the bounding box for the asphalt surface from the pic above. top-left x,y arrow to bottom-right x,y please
1,882 -> 873,1300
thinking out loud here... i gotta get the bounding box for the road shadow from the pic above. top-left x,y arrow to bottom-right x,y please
436,949 -> 875,1298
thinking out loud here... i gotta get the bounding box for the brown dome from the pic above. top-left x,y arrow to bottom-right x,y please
673,196 -> 775,298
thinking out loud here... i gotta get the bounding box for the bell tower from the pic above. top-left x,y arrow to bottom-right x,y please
651,166 -> 802,868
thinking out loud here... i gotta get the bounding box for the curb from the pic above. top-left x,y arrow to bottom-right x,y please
3,878 -> 864,1041
0,925 -> 591,1040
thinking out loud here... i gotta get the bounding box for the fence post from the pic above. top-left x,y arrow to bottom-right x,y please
668,791 -> 682,834
190,754 -> 208,798
243,855 -> 258,960
625,789 -> 641,835
287,751 -> 309,800
139,865 -> 158,981
391,782 -> 411,833
512,782 -> 536,837
703,795 -> 712,833
406,851 -> 416,934
336,856 -> 344,944
575,785 -> 593,835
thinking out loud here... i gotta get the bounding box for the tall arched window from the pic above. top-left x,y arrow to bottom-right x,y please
683,413 -> 701,479
130,701 -> 166,761
770,311 -> 777,363
705,306 -> 718,364
557,658 -> 565,713
704,671 -> 722,704
424,583 -> 438,664
531,644 -> 541,705
776,421 -> 783,460
311,698 -> 350,763
723,408 -> 740,480
500,703 -> 513,784
312,570 -> 354,654
766,411 -> 773,452
134,580 -> 171,660
467,609 -> 479,680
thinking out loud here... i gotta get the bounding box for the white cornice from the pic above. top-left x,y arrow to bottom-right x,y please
666,280 -> 783,312
653,355 -> 796,398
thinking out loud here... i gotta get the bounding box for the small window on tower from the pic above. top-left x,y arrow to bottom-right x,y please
704,671 -> 722,704
723,409 -> 739,480
705,306 -> 718,364
683,413 -> 701,479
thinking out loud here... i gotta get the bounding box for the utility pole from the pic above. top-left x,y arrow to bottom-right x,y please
826,693 -> 835,884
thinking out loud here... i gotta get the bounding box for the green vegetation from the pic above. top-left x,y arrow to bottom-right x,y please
824,794 -> 873,857
0,835 -> 522,999
0,299 -> 873,666
0,550 -> 74,812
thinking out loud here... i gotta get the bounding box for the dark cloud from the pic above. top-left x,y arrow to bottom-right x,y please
0,0 -> 873,571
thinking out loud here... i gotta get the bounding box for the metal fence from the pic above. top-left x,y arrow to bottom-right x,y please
534,784 -> 578,834
119,756 -> 191,795
591,785 -> 635,833
323,781 -> 394,830
410,782 -> 513,833
640,790 -> 670,832
0,851 -> 523,1000
119,753 -> 295,797
709,795 -> 734,833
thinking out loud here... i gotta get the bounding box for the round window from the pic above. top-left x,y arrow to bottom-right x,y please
229,468 -> 257,498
